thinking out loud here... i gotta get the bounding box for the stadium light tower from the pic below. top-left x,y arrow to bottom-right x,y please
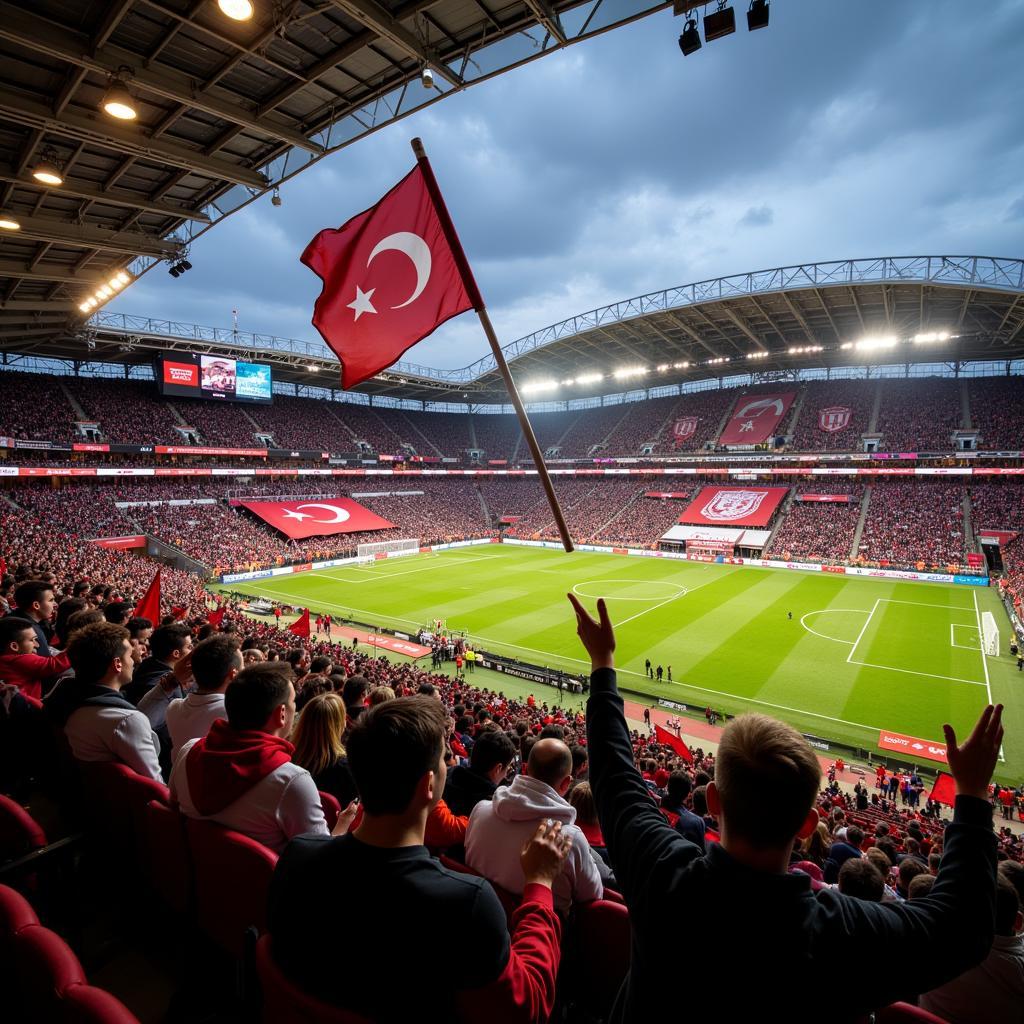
703,3 -> 736,41
747,0 -> 769,31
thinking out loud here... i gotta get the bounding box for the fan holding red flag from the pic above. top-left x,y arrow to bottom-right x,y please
655,724 -> 694,764
288,608 -> 311,639
301,138 -> 574,553
207,608 -> 225,628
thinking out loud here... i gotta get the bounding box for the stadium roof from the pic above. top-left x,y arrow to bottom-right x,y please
0,0 -> 671,342
5,254 -> 1023,404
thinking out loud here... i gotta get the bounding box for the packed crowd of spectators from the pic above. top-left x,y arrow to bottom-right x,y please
589,488 -> 691,547
967,376 -> 1024,451
858,482 -> 967,568
968,483 -> 1024,533
171,398 -> 260,447
766,486 -> 865,563
0,370 -> 80,442
536,480 -> 644,541
65,378 -> 184,445
876,378 -> 964,452
504,480 -> 602,538
788,380 -> 877,451
553,405 -> 632,457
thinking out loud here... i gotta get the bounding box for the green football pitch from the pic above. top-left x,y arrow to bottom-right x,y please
215,545 -> 1023,783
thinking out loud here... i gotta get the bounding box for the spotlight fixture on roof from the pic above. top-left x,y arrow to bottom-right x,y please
217,0 -> 254,20
32,148 -> 64,187
747,0 -> 769,31
76,269 -> 133,316
678,17 -> 701,55
703,3 -> 736,41
271,186 -> 282,207
168,258 -> 193,278
102,67 -> 137,120
421,67 -> 434,89
0,213 -> 20,230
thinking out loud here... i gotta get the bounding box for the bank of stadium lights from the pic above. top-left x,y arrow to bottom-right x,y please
32,149 -> 63,187
521,379 -> 560,395
788,345 -> 824,355
575,372 -> 605,385
913,331 -> 951,344
613,366 -> 649,380
0,213 -> 20,231
78,270 -> 132,314
679,1 -> 768,56
746,351 -> 769,360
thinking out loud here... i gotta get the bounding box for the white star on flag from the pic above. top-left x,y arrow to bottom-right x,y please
281,508 -> 312,521
347,285 -> 377,321
739,420 -> 754,432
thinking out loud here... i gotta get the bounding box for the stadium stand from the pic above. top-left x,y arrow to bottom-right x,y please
858,482 -> 967,568
788,380 -> 877,451
766,485 -> 865,563
967,375 -> 1024,450
64,379 -> 184,445
875,378 -> 964,451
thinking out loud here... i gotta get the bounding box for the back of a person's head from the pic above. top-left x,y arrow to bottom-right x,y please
65,608 -> 104,637
309,655 -> 333,675
567,781 -> 598,826
150,622 -> 191,661
368,685 -> 395,706
66,622 -> 129,685
347,696 -> 447,815
998,859 -> 1024,908
417,682 -> 436,697
907,873 -> 936,901
224,662 -> 293,732
715,714 -> 821,849
846,826 -> 864,848
538,724 -> 565,740
692,784 -> 709,817
127,616 -> 152,638
14,579 -> 52,611
666,770 -> 693,804
838,858 -> 885,902
292,691 -> 346,776
103,601 -> 132,625
190,633 -> 241,691
342,675 -> 370,708
865,847 -> 892,878
296,674 -> 331,710
55,598 -> 87,637
995,874 -> 1022,937
469,728 -> 517,774
897,857 -> 928,892
927,851 -> 942,874
875,823 -> 890,838
0,616 -> 35,650
527,738 -> 573,789
286,648 -> 307,671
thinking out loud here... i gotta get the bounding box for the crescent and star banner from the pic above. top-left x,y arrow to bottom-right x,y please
679,486 -> 789,528
240,497 -> 397,539
301,165 -> 475,389
718,392 -> 796,445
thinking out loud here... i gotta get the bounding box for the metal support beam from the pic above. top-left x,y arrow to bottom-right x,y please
0,170 -> 211,223
0,299 -> 77,311
664,310 -> 723,359
522,0 -> 568,44
720,305 -> 766,352
1,213 -> 182,258
323,0 -> 463,88
0,260 -> 120,284
0,87 -> 268,189
0,6 -> 324,155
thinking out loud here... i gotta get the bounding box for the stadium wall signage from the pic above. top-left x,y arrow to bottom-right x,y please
876,730 -> 948,764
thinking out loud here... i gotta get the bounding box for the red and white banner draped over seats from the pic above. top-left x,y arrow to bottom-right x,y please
679,486 -> 789,528
239,497 -> 396,539
672,416 -> 699,445
818,406 -> 852,433
719,392 -> 796,445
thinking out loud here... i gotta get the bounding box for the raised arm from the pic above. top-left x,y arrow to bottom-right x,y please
568,594 -> 701,905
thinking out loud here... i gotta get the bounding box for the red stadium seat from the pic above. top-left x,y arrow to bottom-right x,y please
61,983 -> 142,1024
437,854 -> 521,919
318,791 -> 341,831
78,762 -> 169,865
256,934 -> 372,1023
185,817 -> 278,957
874,1003 -> 950,1023
563,899 -> 631,1019
0,883 -> 39,938
0,793 -> 47,862
142,800 -> 192,917
13,923 -> 87,1015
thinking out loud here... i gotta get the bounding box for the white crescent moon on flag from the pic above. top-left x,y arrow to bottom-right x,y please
367,232 -> 432,309
295,503 -> 351,524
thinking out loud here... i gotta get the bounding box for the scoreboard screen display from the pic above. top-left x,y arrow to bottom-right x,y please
156,353 -> 273,404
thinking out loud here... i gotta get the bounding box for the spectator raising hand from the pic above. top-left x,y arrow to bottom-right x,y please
943,704 -> 1005,801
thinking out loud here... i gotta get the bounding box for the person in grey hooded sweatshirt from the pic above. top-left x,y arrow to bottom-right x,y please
465,737 -> 604,912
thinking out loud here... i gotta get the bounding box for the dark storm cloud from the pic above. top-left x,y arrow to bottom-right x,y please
112,0 -> 1024,371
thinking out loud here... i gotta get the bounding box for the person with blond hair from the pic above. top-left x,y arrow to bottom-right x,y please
291,691 -> 357,808
568,591 -> 1003,1021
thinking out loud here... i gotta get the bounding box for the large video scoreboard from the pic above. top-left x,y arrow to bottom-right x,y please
156,353 -> 273,405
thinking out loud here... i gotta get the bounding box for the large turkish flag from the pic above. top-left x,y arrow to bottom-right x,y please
718,392 -> 796,445
302,166 -> 475,389
240,497 -> 397,539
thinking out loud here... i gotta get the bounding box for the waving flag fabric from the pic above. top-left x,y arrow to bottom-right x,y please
240,497 -> 396,540
655,725 -> 694,764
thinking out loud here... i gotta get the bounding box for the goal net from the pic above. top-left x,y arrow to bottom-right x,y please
981,612 -> 999,657
356,537 -> 419,562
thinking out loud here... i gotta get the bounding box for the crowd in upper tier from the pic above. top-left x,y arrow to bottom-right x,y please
4,370 -> 1023,459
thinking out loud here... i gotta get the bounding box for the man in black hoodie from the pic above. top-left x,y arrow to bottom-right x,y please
444,728 -> 517,817
124,622 -> 192,706
567,592 -> 1002,1022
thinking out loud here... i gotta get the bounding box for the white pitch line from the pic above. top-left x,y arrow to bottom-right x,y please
847,658 -> 986,688
971,590 -> 1004,762
609,578 -> 717,629
847,598 -> 880,664
316,554 -> 497,584
881,598 -> 975,611
799,608 -> 868,645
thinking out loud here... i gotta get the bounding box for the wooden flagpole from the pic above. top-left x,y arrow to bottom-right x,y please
411,137 -> 574,553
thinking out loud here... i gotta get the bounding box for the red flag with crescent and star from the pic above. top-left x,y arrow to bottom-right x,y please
301,165 -> 476,389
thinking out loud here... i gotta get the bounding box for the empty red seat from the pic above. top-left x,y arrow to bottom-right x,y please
874,1003 -> 950,1023
142,799 -> 192,917
13,923 -> 87,1017
185,817 -> 278,957
319,791 -> 341,831
0,883 -> 39,938
0,793 -> 47,863
256,933 -> 372,1023
564,899 -> 631,1019
62,983 -> 141,1024
78,762 -> 169,866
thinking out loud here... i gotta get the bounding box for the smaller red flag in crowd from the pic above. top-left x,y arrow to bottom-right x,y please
288,608 -> 311,639
929,771 -> 957,807
171,606 -> 188,621
655,724 -> 694,764
207,609 -> 225,628
0,556 -> 7,576
133,569 -> 161,623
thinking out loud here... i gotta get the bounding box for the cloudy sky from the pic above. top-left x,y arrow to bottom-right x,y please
112,0 -> 1024,373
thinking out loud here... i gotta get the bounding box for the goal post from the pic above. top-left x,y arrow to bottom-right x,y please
981,612 -> 999,657
356,537 -> 420,562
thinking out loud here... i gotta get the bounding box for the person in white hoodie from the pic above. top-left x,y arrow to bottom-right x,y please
465,737 -> 604,912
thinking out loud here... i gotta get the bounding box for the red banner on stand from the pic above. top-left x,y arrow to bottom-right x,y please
719,392 -> 795,445
679,486 -> 788,528
240,497 -> 396,539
